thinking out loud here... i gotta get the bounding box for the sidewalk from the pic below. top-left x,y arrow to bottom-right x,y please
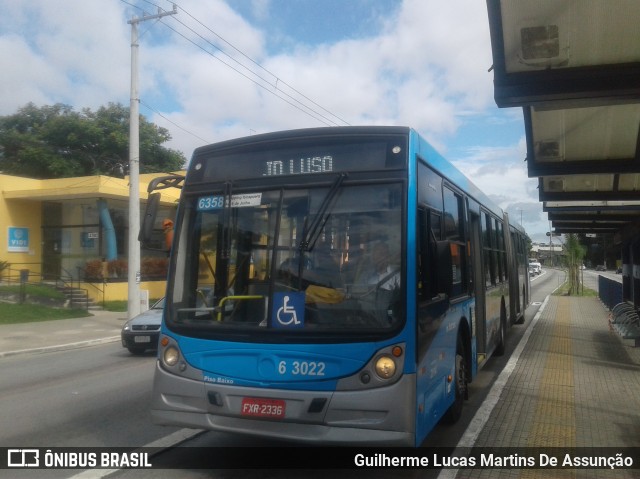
0,310 -> 127,357
453,295 -> 640,479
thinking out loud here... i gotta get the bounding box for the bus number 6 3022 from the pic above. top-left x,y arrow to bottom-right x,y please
278,360 -> 326,376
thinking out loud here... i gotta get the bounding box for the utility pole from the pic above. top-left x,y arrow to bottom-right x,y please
127,5 -> 177,320
548,221 -> 553,267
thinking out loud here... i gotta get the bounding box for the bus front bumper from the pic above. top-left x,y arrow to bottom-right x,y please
150,361 -> 416,446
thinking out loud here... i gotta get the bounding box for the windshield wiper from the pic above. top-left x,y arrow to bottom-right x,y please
298,173 -> 347,253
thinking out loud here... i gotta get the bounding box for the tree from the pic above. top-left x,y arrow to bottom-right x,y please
524,232 -> 533,258
564,233 -> 586,295
0,103 -> 185,179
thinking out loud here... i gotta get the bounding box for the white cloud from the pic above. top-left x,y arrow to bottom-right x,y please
0,0 -> 544,237
246,0 -> 271,22
0,35 -> 57,110
453,140 -> 529,202
450,137 -> 550,239
0,0 -> 130,111
0,0 -> 500,153
134,0 -> 499,155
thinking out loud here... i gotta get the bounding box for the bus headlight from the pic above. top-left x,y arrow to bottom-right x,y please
375,356 -> 396,379
163,346 -> 180,367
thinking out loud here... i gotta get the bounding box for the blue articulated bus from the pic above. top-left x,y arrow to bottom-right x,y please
143,126 -> 530,446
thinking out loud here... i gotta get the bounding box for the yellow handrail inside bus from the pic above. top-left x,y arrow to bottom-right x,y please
217,295 -> 264,322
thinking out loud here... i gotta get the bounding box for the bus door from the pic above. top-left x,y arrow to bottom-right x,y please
469,211 -> 486,358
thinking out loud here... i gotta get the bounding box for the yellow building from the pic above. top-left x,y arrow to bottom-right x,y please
0,172 -> 181,302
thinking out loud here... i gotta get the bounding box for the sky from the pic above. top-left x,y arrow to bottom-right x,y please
0,0 -> 552,242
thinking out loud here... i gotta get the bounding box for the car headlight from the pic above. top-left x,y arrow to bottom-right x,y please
122,323 -> 131,332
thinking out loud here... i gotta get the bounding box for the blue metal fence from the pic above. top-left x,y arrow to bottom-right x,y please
598,275 -> 623,311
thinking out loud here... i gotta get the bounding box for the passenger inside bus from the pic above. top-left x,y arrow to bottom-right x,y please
305,240 -> 343,289
366,242 -> 400,290
348,241 -> 401,326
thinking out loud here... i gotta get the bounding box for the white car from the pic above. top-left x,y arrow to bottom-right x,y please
121,298 -> 164,355
529,261 -> 542,275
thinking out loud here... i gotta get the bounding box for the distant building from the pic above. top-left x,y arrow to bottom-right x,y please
0,172 -> 181,301
530,242 -> 564,266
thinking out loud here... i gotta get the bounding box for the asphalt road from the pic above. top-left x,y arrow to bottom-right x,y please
0,343 -> 180,448
108,269 -> 567,479
1,270 -> 563,479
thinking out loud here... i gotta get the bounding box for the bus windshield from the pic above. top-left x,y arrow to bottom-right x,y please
167,181 -> 404,339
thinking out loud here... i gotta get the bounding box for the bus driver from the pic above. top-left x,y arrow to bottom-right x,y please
367,242 -> 400,291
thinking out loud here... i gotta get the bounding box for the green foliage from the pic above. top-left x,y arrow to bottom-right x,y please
0,102 -> 186,179
0,302 -> 90,324
524,232 -> 533,257
553,282 -> 597,297
102,300 -> 128,312
564,233 -> 587,295
101,299 -> 161,312
0,284 -> 65,300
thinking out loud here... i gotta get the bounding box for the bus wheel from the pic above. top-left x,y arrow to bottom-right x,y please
444,335 -> 467,424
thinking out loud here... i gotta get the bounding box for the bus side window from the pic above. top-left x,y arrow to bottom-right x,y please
418,208 -> 441,301
443,187 -> 467,296
482,211 -> 495,286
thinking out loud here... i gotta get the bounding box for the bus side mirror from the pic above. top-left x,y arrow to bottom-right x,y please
436,240 -> 453,297
139,192 -> 161,247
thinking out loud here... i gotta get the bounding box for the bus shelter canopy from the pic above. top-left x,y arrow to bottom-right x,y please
486,0 -> 640,241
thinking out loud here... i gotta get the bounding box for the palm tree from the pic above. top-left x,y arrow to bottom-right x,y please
564,234 -> 586,295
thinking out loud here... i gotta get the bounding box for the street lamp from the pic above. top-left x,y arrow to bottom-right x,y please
546,226 -> 561,267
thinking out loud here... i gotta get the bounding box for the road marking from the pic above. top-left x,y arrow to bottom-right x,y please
436,282 -> 563,479
69,428 -> 203,479
0,337 -> 120,358
530,270 -> 546,281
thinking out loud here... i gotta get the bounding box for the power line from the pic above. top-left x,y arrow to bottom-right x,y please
139,99 -> 211,144
120,1 -> 222,143
123,0 -> 350,127
123,0 -> 334,126
157,19 -> 336,127
171,2 -> 351,127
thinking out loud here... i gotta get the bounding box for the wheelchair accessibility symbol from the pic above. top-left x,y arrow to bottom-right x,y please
272,292 -> 305,328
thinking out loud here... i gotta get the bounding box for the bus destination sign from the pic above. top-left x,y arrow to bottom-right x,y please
198,137 -> 407,181
263,156 -> 333,177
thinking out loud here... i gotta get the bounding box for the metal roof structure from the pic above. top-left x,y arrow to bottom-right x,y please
486,0 -> 640,242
